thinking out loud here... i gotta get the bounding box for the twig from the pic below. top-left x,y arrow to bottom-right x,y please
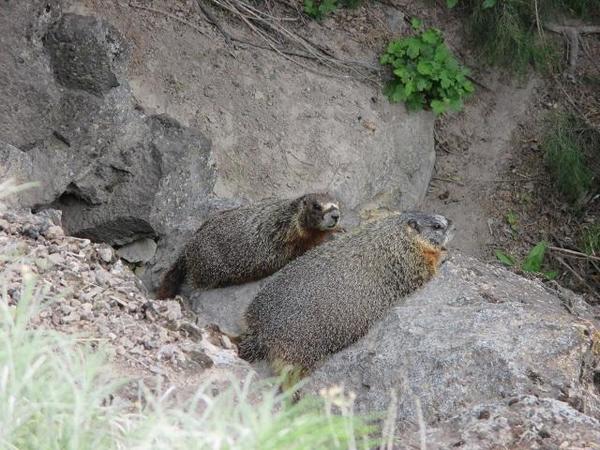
533,0 -> 543,39
432,176 -> 464,187
549,246 -> 600,262
195,0 -> 234,46
206,0 -> 379,82
553,255 -> 600,301
544,23 -> 600,77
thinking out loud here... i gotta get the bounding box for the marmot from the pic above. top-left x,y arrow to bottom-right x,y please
237,212 -> 454,376
156,193 -> 341,299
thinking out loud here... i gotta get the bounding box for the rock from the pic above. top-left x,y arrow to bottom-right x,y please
190,279 -> 265,335
186,349 -> 214,369
304,254 -> 600,429
116,238 -> 157,264
97,245 -> 114,263
62,311 -> 81,323
94,269 -> 112,287
0,4 -> 435,294
419,396 -> 600,449
44,225 -> 65,240
44,14 -> 127,96
0,219 -> 9,231
47,252 -> 64,266
21,224 -> 40,240
35,208 -> 63,227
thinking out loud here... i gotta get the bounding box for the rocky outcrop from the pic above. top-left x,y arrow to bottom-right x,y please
304,254 -> 600,442
0,205 -> 248,383
0,2 -> 435,292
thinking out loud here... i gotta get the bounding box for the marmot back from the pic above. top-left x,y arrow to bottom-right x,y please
156,193 -> 341,299
238,212 -> 454,372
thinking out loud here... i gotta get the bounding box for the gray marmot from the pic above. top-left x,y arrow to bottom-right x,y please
237,211 -> 453,376
156,193 -> 341,299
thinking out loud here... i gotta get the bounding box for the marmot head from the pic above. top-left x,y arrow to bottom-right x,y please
402,211 -> 454,248
299,193 -> 341,231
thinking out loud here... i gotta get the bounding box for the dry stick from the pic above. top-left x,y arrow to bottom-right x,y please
549,246 -> 600,262
219,0 -> 345,74
218,0 -> 336,77
544,23 -> 600,76
553,255 -> 600,301
209,0 -> 378,81
195,0 -> 234,46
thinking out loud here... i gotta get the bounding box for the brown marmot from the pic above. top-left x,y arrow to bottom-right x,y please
156,193 -> 341,299
237,211 -> 454,376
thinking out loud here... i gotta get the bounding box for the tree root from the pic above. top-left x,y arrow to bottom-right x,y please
544,23 -> 600,77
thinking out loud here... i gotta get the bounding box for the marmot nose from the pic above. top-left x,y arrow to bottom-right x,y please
330,210 -> 340,221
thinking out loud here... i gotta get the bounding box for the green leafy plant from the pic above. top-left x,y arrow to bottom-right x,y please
495,249 -> 516,267
495,241 -> 557,279
304,0 -> 337,19
380,19 -> 474,114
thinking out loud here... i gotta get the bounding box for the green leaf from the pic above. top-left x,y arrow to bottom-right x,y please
416,61 -> 433,75
430,99 -> 447,115
407,39 -> 421,59
406,94 -> 425,111
482,0 -> 496,9
506,211 -> 518,228
416,78 -> 431,91
446,0 -> 459,8
495,250 -> 516,266
411,18 -> 423,30
434,46 -> 450,63
448,97 -> 463,111
422,29 -> 440,45
522,241 -> 548,273
544,271 -> 558,280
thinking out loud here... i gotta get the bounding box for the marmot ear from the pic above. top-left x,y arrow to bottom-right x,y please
407,219 -> 420,231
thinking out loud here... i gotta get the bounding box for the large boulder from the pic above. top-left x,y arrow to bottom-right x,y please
305,255 -> 600,437
0,3 -> 435,292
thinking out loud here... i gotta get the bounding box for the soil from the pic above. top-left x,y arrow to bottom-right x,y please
67,0 -> 597,296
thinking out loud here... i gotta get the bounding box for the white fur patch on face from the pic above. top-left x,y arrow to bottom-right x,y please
322,202 -> 339,211
433,215 -> 448,227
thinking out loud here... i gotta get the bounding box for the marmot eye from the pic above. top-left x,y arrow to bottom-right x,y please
313,202 -> 322,211
433,223 -> 443,230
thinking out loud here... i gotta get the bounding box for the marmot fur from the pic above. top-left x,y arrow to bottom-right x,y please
237,211 -> 454,373
156,193 -> 341,299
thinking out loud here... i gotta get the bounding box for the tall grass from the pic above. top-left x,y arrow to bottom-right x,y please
542,112 -> 598,205
454,0 -> 600,73
0,270 -> 379,449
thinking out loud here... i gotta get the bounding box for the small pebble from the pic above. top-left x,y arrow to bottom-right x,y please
44,225 -> 64,240
97,246 -> 114,263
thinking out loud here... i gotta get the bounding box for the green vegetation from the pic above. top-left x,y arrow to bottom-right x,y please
446,0 -> 600,73
495,241 -> 557,279
303,0 -> 361,20
542,112 -> 598,205
581,224 -> 600,256
380,19 -> 474,114
0,273 -> 379,449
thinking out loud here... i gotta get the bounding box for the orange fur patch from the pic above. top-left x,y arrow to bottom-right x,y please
416,238 -> 444,274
